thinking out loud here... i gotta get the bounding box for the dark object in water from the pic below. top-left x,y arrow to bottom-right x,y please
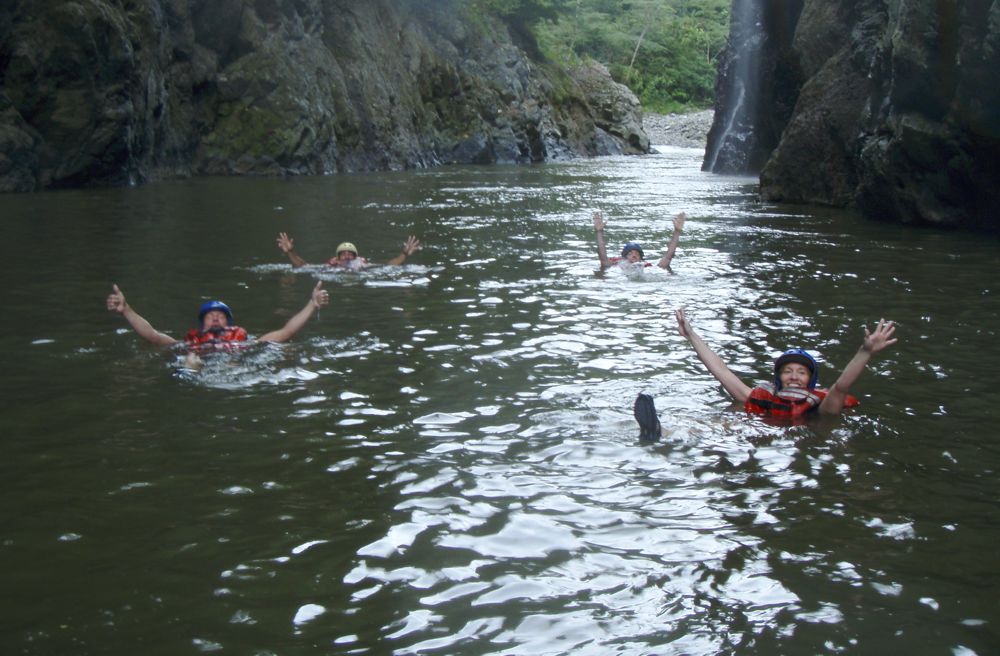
634,393 -> 661,442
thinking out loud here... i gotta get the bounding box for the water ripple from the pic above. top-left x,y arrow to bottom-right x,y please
6,146 -> 999,655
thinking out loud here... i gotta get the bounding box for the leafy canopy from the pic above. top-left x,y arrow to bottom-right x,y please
528,0 -> 730,111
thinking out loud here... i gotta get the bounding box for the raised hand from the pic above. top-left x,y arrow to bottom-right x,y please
107,284 -> 127,313
592,211 -> 607,232
862,319 -> 898,354
105,284 -> 176,345
276,232 -> 295,253
311,281 -> 329,309
819,318 -> 899,415
675,308 -> 692,339
673,212 -> 686,232
402,235 -> 421,256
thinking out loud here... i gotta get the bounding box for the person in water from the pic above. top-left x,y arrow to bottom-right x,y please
106,281 -> 330,349
276,232 -> 421,271
633,309 -> 898,440
593,210 -> 686,271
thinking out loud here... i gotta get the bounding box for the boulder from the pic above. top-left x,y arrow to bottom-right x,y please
569,61 -> 649,155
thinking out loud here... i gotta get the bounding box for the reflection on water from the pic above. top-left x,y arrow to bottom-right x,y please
1,145 -> 999,654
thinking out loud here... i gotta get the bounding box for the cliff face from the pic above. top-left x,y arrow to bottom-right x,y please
0,0 -> 648,192
706,0 -> 1000,232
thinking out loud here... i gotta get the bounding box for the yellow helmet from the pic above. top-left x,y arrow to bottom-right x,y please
335,242 -> 358,256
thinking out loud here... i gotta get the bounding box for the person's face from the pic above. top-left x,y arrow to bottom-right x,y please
779,363 -> 811,389
624,249 -> 642,263
337,250 -> 357,263
202,310 -> 229,331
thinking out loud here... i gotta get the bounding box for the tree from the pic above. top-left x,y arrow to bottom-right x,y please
476,0 -> 574,25
532,0 -> 730,111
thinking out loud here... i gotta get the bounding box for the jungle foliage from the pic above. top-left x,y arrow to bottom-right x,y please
479,0 -> 731,112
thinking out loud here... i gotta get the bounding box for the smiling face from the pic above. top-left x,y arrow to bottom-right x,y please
336,250 -> 357,263
201,310 -> 230,332
778,362 -> 812,390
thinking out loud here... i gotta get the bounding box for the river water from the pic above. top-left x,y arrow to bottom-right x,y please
2,145 -> 998,655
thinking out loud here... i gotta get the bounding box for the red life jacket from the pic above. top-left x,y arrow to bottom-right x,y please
745,383 -> 859,418
184,326 -> 249,351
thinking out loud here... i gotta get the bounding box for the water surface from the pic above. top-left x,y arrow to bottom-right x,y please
2,146 -> 998,655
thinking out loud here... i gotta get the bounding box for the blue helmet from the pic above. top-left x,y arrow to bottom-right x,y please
774,348 -> 819,389
621,242 -> 644,259
198,300 -> 233,325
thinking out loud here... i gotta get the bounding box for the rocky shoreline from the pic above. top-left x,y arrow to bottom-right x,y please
642,109 -> 714,149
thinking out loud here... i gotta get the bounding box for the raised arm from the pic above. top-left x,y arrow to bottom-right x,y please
593,211 -> 612,269
106,284 -> 178,346
676,308 -> 751,403
819,319 -> 897,414
385,235 -> 421,266
258,281 -> 330,343
657,212 -> 686,270
277,232 -> 308,268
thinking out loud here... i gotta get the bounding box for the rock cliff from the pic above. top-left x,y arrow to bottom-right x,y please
0,0 -> 648,192
706,0 -> 1000,232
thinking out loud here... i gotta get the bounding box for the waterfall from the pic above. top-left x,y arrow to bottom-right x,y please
703,0 -> 764,174
703,80 -> 746,172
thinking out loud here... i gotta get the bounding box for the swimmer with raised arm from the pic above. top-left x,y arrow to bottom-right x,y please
593,210 -> 685,272
634,309 -> 898,439
276,232 -> 421,270
106,282 -> 329,349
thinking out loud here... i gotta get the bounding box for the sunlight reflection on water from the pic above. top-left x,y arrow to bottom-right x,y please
3,146 -> 999,655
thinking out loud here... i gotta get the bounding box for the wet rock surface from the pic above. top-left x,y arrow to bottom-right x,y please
707,0 -> 1000,232
0,0 -> 648,191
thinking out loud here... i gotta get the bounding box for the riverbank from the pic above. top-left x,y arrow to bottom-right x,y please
642,109 -> 713,149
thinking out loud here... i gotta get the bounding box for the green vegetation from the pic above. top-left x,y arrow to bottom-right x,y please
490,0 -> 730,112
472,0 -> 570,25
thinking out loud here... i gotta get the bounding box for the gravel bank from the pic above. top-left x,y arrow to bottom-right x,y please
642,109 -> 714,149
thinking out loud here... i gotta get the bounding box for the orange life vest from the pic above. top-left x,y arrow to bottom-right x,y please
184,326 -> 249,351
745,383 -> 859,418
